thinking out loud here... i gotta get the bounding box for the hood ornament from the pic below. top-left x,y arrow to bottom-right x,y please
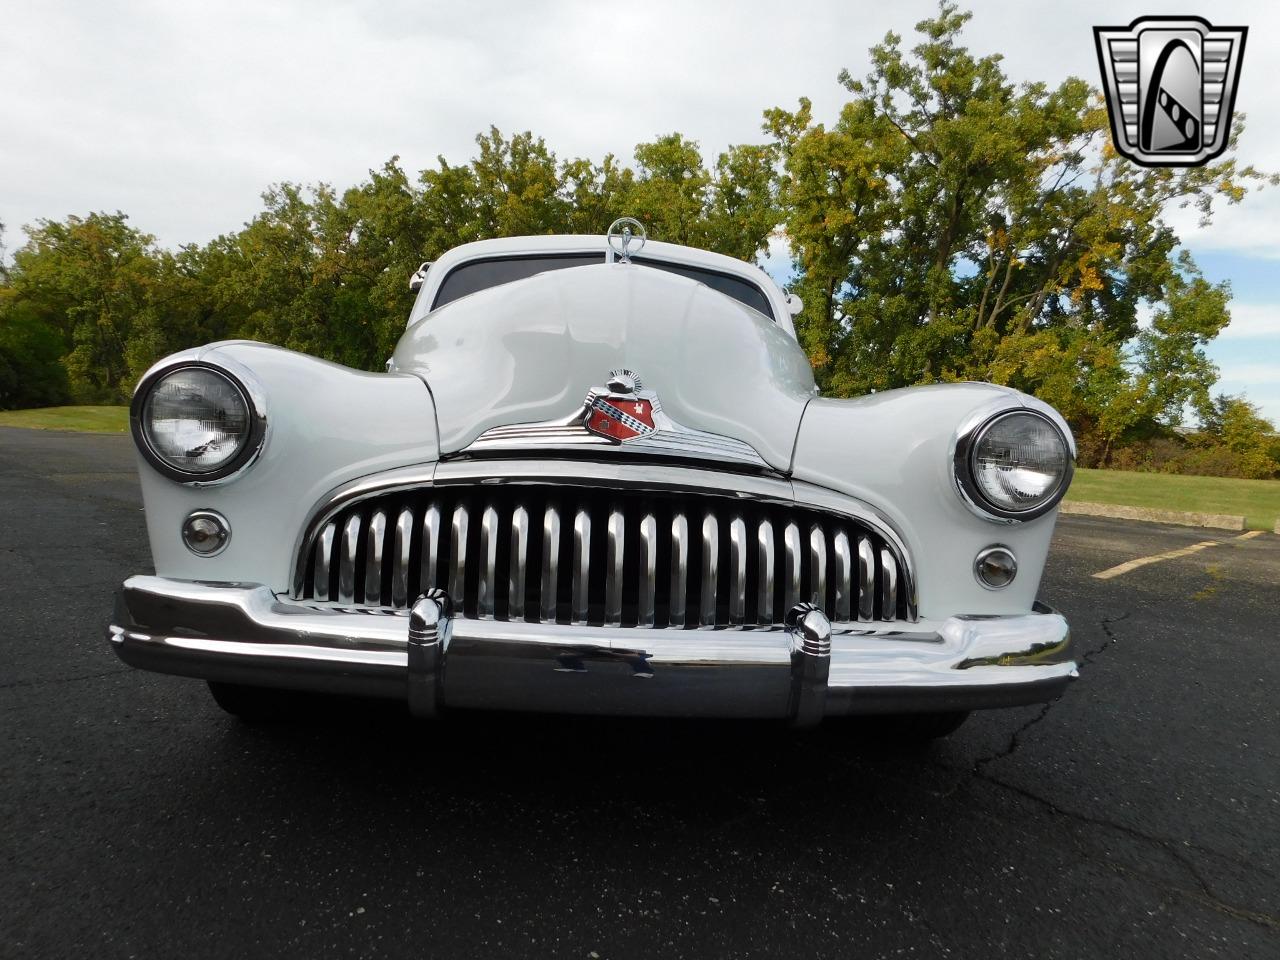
606,217 -> 646,264
465,367 -> 769,468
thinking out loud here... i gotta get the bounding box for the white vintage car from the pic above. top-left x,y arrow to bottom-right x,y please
109,221 -> 1077,738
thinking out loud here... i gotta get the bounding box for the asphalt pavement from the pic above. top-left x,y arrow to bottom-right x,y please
2,426 -> 1277,959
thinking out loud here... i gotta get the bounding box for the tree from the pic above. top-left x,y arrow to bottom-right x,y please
7,213 -> 165,401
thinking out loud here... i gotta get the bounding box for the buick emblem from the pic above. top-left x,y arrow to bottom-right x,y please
1094,16 -> 1247,167
583,369 -> 657,443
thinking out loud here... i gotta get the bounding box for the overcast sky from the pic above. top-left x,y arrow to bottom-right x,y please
3,0 -> 1277,418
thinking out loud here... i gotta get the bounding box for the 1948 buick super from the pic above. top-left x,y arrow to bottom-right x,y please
109,220 -> 1077,738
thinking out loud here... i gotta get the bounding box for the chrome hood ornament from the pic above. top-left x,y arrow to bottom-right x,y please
465,367 -> 770,468
606,217 -> 646,264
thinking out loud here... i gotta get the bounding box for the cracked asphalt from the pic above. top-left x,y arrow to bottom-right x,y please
2,426 -> 1278,958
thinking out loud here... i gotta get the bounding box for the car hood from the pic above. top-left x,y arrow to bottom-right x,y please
391,263 -> 816,471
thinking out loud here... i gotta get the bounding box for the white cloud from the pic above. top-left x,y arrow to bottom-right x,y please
1217,363 -> 1280,384
1221,303 -> 1280,339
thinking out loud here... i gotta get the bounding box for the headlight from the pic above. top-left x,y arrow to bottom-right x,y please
954,408 -> 1073,521
131,359 -> 266,483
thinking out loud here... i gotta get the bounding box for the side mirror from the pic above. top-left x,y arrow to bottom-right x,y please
409,261 -> 433,293
786,293 -> 803,317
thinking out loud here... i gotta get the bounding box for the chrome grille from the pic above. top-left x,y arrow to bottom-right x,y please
297,484 -> 914,626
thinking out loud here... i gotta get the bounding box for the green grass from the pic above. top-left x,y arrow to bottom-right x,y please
1067,467 -> 1280,531
0,405 -> 130,433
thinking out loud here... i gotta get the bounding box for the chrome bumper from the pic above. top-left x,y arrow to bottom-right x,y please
108,576 -> 1076,724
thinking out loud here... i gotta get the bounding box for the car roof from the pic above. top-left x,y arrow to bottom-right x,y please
407,234 -> 797,338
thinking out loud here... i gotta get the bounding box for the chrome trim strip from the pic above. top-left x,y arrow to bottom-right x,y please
510,504 -> 529,621
449,503 -> 469,602
572,509 -> 591,624
312,522 -> 335,602
541,504 -> 561,622
670,512 -> 688,628
605,508 -> 625,626
433,459 -> 792,503
338,514 -> 360,604
808,523 -> 826,608
757,518 -> 775,625
832,530 -> 851,622
857,536 -> 874,622
783,522 -> 801,613
700,512 -> 719,627
638,513 -> 657,628
364,509 -> 387,605
880,547 -> 898,622
392,508 -> 413,608
478,505 -> 499,619
728,516 -> 747,625
421,503 -> 441,592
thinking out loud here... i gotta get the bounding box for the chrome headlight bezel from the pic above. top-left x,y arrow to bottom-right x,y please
952,403 -> 1074,522
130,354 -> 267,485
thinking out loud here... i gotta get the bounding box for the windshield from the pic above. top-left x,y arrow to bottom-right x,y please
431,253 -> 776,320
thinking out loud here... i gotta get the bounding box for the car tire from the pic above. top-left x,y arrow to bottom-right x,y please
207,681 -> 299,722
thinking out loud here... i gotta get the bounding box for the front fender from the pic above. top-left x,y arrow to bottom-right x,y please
134,341 -> 439,590
789,383 -> 1066,619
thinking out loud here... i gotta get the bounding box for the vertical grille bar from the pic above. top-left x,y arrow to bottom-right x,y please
540,504 -> 561,622
477,505 -> 499,619
832,530 -> 852,622
757,518 -> 775,624
783,522 -> 801,613
391,508 -> 413,608
421,503 -> 441,592
338,514 -> 360,604
509,505 -> 529,621
449,503 -> 469,602
638,513 -> 657,627
572,508 -> 591,624
670,512 -> 688,627
808,523 -> 826,608
312,522 -> 335,602
856,536 -> 875,621
728,516 -> 746,625
605,508 -> 625,626
880,547 -> 898,622
699,512 -> 719,626
364,509 -> 387,606
364,509 -> 387,605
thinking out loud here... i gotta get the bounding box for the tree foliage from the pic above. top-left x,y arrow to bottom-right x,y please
0,3 -> 1274,473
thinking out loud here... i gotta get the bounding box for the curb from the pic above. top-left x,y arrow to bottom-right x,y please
1060,500 -> 1246,531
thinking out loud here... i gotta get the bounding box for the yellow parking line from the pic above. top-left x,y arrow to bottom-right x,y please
1092,529 -> 1261,580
